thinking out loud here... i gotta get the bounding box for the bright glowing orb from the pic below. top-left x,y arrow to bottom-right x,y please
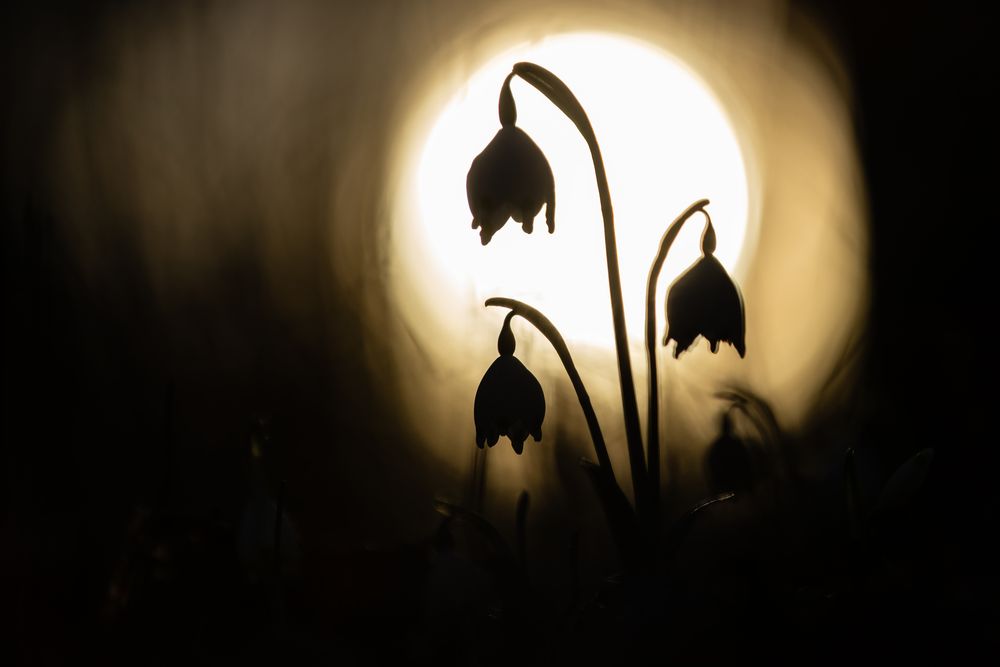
410,33 -> 750,348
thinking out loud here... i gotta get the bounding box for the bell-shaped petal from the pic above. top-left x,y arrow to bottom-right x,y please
473,354 -> 545,454
467,126 -> 555,245
664,253 -> 746,358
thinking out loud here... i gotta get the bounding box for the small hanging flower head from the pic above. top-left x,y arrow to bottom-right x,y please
474,312 -> 546,454
467,74 -> 555,245
664,218 -> 746,358
704,412 -> 754,496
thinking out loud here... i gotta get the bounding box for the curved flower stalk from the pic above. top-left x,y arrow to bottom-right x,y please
484,298 -> 643,564
467,63 -> 649,512
644,200 -> 745,505
644,198 -> 711,502
465,62 -> 748,566
483,298 -> 614,477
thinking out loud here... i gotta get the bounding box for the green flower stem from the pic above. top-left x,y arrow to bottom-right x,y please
485,298 -> 616,485
644,199 -> 712,506
510,62 -> 648,513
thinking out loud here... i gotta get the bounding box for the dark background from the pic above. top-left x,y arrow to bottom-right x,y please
2,1 -> 995,663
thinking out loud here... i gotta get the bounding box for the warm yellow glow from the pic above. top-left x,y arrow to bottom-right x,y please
409,33 -> 751,348
385,17 -> 867,482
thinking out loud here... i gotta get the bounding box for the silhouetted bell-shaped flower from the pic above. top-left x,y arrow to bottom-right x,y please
704,412 -> 754,495
664,223 -> 746,358
467,76 -> 555,245
474,313 -> 545,454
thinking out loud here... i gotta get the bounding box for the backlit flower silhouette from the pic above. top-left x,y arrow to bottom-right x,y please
473,312 -> 545,454
663,221 -> 746,358
463,62 -> 747,571
467,74 -> 555,245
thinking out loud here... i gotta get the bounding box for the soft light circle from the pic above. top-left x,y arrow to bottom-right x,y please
406,32 -> 751,349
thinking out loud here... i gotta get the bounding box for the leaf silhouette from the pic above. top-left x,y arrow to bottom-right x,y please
434,499 -> 515,566
662,492 -> 735,560
873,448 -> 934,515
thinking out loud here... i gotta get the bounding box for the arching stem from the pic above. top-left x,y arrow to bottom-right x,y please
486,298 -> 615,482
510,62 -> 648,512
644,199 -> 712,507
